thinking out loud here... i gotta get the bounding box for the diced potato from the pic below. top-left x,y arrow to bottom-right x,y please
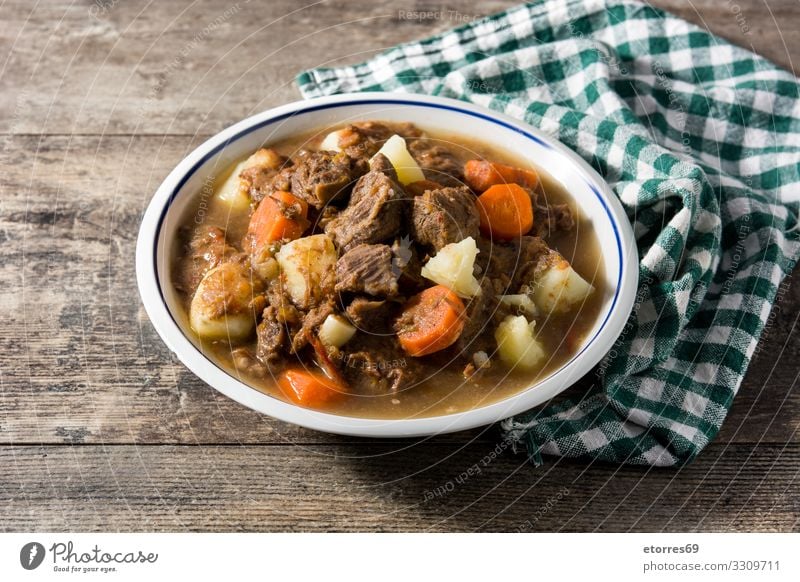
215,159 -> 251,211
532,252 -> 595,314
251,245 -> 280,281
190,262 -> 259,341
318,314 -> 356,348
420,237 -> 481,298
498,294 -> 539,318
495,315 -> 546,370
370,134 -> 425,185
320,129 -> 345,152
275,234 -> 337,309
215,149 -> 283,211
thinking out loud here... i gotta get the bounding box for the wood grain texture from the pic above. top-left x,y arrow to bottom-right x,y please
1,0 -> 797,135
1,0 -> 798,532
2,134 -> 798,446
1,444 -> 797,532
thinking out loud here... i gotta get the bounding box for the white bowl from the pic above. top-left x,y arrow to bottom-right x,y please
136,92 -> 638,437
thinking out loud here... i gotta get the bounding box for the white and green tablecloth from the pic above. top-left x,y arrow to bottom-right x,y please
297,0 -> 800,466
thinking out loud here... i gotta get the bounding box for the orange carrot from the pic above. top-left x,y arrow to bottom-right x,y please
396,285 -> 466,357
464,160 -> 539,192
406,179 -> 444,197
308,333 -> 348,389
247,190 -> 309,249
476,183 -> 534,240
277,366 -> 345,408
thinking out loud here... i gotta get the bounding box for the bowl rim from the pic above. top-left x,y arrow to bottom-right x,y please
136,91 -> 638,437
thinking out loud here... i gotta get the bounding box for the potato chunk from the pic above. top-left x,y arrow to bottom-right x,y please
420,237 -> 481,298
275,234 -> 337,309
215,149 -> 284,211
495,315 -> 546,370
319,129 -> 345,152
370,134 -> 425,185
532,252 -> 595,314
189,262 -> 260,341
318,314 -> 356,348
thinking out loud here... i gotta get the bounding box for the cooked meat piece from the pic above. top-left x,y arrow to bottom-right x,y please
405,179 -> 444,197
510,235 -> 551,288
391,237 -> 426,293
291,300 -> 335,353
240,150 -> 292,204
533,202 -> 576,237
344,297 -> 397,335
336,121 -> 393,161
368,153 -> 398,182
255,306 -> 287,366
410,186 -> 480,251
393,122 -> 424,139
341,336 -> 420,393
265,279 -> 301,326
324,170 -> 405,252
476,235 -> 549,292
290,150 -> 355,209
408,139 -> 464,186
231,346 -> 269,377
246,166 -> 294,205
313,205 -> 339,231
335,244 -> 399,297
173,225 -> 240,294
452,278 -> 498,356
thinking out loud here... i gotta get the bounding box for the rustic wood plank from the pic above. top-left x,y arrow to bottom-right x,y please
1,0 -> 798,534
1,0 -> 796,136
1,134 -> 799,445
0,443 -> 797,531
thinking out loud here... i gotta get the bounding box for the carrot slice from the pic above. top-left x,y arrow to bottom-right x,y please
396,285 -> 466,357
464,160 -> 539,192
308,333 -> 348,389
476,183 -> 534,240
277,367 -> 345,408
247,190 -> 309,250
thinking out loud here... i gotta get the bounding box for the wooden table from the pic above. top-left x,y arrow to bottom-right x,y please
2,0 -> 798,532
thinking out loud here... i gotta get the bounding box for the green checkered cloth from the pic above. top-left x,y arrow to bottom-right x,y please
297,0 -> 800,466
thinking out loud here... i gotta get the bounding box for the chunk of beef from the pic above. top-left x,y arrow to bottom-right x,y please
533,202 -> 576,237
452,278 -> 498,356
405,179 -> 444,197
232,346 -> 269,377
410,186 -> 480,251
391,237 -> 426,293
368,153 -> 398,182
240,149 -> 292,204
324,170 -> 405,252
313,205 -> 339,231
290,300 -> 335,353
335,244 -> 399,297
174,225 -> 240,294
255,306 -> 287,366
290,150 -> 356,209
341,336 -> 420,394
408,139 -> 464,186
476,235 -> 549,293
336,121 -> 393,162
344,297 -> 397,335
265,279 -> 301,327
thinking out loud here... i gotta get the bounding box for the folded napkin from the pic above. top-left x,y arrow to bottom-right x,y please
297,0 -> 800,466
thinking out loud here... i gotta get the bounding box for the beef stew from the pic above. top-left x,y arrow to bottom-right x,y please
172,121 -> 605,419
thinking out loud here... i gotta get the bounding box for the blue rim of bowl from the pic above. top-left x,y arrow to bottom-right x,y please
153,98 -> 623,415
